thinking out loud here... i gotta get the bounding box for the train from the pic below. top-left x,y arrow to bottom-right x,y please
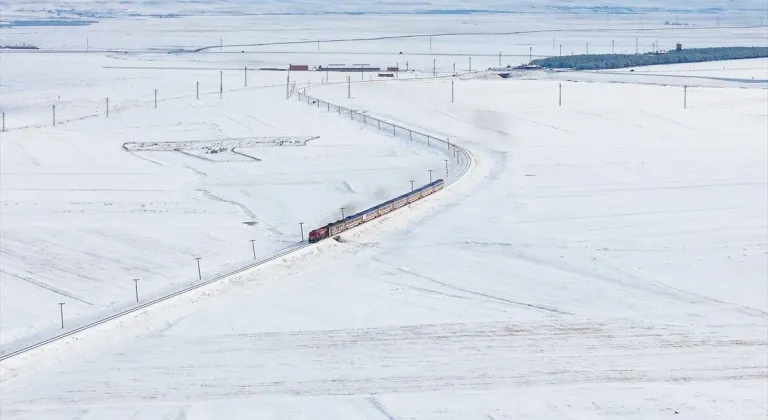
308,179 -> 445,243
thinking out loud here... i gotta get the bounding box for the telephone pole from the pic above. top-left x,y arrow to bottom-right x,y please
58,303 -> 65,328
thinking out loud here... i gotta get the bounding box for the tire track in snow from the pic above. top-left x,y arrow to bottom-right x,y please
396,266 -> 571,315
367,397 -> 397,420
196,188 -> 257,219
0,269 -> 94,306
195,189 -> 283,237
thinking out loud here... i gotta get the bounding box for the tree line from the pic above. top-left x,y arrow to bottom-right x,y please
531,47 -> 768,70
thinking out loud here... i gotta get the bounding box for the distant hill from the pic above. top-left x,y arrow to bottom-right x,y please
531,47 -> 768,70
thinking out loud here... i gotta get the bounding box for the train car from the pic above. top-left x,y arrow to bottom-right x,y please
307,179 -> 444,243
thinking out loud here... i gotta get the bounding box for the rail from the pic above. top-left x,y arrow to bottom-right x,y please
0,243 -> 310,361
296,87 -> 472,187
1,76 -> 473,365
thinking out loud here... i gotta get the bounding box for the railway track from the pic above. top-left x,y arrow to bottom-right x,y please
0,76 -> 472,365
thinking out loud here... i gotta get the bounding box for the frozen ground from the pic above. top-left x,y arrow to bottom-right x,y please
0,51 -> 456,347
1,3 -> 768,420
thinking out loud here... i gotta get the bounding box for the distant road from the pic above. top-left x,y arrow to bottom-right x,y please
192,25 -> 764,52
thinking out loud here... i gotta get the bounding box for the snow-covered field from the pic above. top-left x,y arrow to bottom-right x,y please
1,1 -> 767,419
0,52 -> 457,346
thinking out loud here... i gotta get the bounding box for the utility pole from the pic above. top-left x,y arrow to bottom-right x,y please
154,89 -> 157,108
529,46 -> 532,62
499,51 -> 502,66
453,62 -> 456,75
133,278 -> 139,302
451,80 -> 454,103
52,105 -> 56,126
299,222 -> 304,241
58,303 -> 65,329
347,76 -> 351,98
106,97 -> 109,118
444,159 -> 449,177
433,58 -> 436,77
195,257 -> 202,281
219,71 -> 223,99
86,38 -> 89,51
586,41 -> 589,54
249,240 -> 256,259
559,44 -> 562,56
410,180 -> 414,191
559,83 -> 562,106
612,39 -> 615,54
1,112 -> 5,132
468,56 -> 472,72
286,71 -> 290,100
340,207 -> 345,219
683,85 -> 688,109
429,36 -> 432,50
428,169 -> 433,183
196,81 -> 200,100
244,66 -> 248,87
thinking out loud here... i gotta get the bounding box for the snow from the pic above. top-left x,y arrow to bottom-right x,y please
0,51 -> 456,347
1,3 -> 767,419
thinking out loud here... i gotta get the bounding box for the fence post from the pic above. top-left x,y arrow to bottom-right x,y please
409,130 -> 413,141
52,105 -> 56,126
154,89 -> 158,108
378,120 -> 381,130
427,136 -> 431,147
58,302 -> 65,329
106,97 -> 109,117
393,125 -> 396,135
